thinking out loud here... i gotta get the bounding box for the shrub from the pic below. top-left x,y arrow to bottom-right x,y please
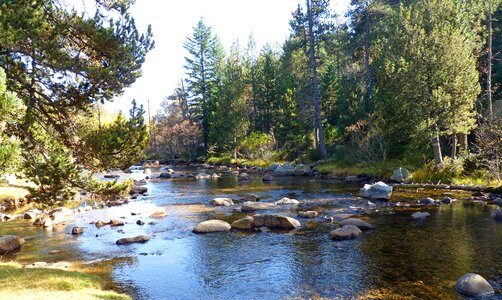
238,132 -> 274,160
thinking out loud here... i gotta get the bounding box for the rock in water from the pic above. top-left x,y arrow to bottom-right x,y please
339,218 -> 374,231
390,167 -> 410,182
241,201 -> 278,212
359,181 -> 393,200
274,197 -> 300,205
455,273 -> 494,297
273,163 -> 295,176
209,198 -> 234,206
0,235 -> 25,254
293,164 -> 311,176
193,220 -> 231,233
418,197 -> 436,205
329,225 -> 362,240
116,235 -> 150,245
252,214 -> 301,229
412,212 -> 430,219
71,227 -> 84,235
231,216 -> 255,230
298,211 -> 318,218
262,174 -> 274,182
159,172 -> 172,178
241,194 -> 260,202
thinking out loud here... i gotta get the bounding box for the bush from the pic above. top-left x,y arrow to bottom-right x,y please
411,157 -> 464,184
238,132 -> 274,160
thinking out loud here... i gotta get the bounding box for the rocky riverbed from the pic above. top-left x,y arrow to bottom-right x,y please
0,165 -> 501,299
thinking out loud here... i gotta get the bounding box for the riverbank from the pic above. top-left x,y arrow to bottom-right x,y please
0,262 -> 130,300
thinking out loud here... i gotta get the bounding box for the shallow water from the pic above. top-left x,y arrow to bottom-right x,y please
1,168 -> 501,299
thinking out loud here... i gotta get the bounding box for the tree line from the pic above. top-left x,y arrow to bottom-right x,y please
149,0 -> 502,183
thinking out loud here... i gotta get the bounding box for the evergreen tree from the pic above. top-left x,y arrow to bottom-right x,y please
183,18 -> 224,149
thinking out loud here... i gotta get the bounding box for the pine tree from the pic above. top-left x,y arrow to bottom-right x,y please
183,18 -> 224,149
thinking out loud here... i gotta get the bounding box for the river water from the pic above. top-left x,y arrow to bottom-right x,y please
1,167 -> 501,299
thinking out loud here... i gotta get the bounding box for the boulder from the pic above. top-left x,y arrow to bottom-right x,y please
231,216 -> 255,230
110,219 -> 125,227
339,218 -> 374,231
149,209 -> 167,218
412,212 -> 430,219
33,216 -> 52,227
268,163 -> 279,171
195,173 -> 211,180
0,235 -> 25,254
491,209 -> 502,222
71,227 -> 84,235
136,220 -> 145,225
116,235 -> 151,245
241,201 -> 278,212
455,273 -> 494,297
209,198 -> 234,206
238,173 -> 251,182
193,220 -> 231,233
211,173 -> 221,179
359,181 -> 393,200
104,174 -> 120,179
167,168 -> 175,174
390,167 -> 410,182
297,211 -> 318,218
143,168 -> 152,174
95,220 -> 109,228
262,174 -> 274,182
293,164 -> 311,176
345,175 -> 358,184
159,173 -> 172,179
253,214 -> 301,229
418,197 -> 436,205
241,194 -> 260,202
441,197 -> 453,204
273,163 -> 295,176
274,197 -> 300,205
24,209 -> 42,220
329,225 -> 362,240
130,186 -> 148,195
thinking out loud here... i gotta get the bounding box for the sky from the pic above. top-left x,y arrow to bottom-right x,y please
109,0 -> 351,116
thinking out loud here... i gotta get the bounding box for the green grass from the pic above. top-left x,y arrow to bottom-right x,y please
0,262 -> 130,300
207,155 -> 277,168
314,159 -> 416,179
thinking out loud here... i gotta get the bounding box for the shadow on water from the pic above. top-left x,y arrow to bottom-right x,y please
0,168 -> 501,299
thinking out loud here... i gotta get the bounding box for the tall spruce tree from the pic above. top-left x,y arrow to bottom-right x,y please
183,18 -> 224,149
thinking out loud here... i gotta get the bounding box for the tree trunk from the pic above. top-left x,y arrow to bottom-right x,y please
432,126 -> 443,165
306,0 -> 327,159
461,133 -> 468,151
487,2 -> 493,119
451,132 -> 457,159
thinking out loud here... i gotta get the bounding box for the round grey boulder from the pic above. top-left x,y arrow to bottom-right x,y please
274,197 -> 300,205
241,201 -> 277,212
231,216 -> 255,230
193,220 -> 231,233
253,214 -> 301,229
329,225 -> 362,241
339,218 -> 374,231
455,273 -> 494,297
209,198 -> 234,206
412,212 -> 430,219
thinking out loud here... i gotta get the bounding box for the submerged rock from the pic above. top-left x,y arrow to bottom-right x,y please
241,194 -> 260,202
231,216 -> 255,230
193,220 -> 231,233
359,181 -> 393,200
241,201 -> 278,212
116,235 -> 150,245
0,235 -> 25,254
209,198 -> 234,206
274,197 -> 300,205
150,209 -> 167,218
412,212 -> 430,219
329,225 -> 362,241
455,273 -> 494,297
238,173 -> 251,182
253,214 -> 301,229
345,175 -> 358,184
159,172 -> 172,178
262,174 -> 274,182
298,211 -> 318,218
104,174 -> 120,179
339,218 -> 374,231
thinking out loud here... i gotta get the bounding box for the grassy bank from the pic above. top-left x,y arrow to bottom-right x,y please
0,262 -> 130,300
207,155 -> 277,168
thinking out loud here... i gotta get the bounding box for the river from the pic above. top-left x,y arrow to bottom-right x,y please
1,166 -> 501,299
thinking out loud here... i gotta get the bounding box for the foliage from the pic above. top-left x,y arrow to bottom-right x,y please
86,178 -> 133,199
474,118 -> 502,182
0,68 -> 25,175
79,100 -> 149,171
238,132 -> 275,160
411,157 -> 466,184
